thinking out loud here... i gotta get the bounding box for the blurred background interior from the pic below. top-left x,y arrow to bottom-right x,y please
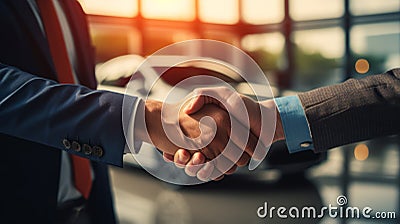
78,0 -> 399,223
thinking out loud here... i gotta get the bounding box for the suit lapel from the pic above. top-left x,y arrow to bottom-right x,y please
9,0 -> 97,89
8,0 -> 55,73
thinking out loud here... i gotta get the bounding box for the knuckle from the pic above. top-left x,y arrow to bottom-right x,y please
202,146 -> 215,160
246,139 -> 256,154
237,154 -> 250,167
212,137 -> 228,154
214,110 -> 229,122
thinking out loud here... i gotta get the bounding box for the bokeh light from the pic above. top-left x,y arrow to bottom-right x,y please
354,143 -> 369,161
355,58 -> 370,74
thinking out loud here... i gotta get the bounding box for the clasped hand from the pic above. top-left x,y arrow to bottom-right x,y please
135,87 -> 283,181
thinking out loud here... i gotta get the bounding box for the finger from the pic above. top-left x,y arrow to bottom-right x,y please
186,87 -> 253,130
197,161 -> 214,181
220,139 -> 251,167
244,128 -> 259,159
209,161 -> 228,181
193,155 -> 238,180
198,90 -> 258,158
184,95 -> 206,114
226,164 -> 237,175
237,152 -> 250,167
198,147 -> 216,162
163,153 -> 174,162
184,152 -> 206,177
241,95 -> 261,136
173,149 -> 191,168
252,140 -> 269,161
229,115 -> 258,158
207,155 -> 226,181
228,95 -> 270,163
212,175 -> 224,181
184,92 -> 226,114
212,154 -> 240,177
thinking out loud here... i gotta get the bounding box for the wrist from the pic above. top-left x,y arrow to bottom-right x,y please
273,106 -> 285,142
144,100 -> 163,143
260,99 -> 285,143
141,100 -> 181,155
134,99 -> 162,144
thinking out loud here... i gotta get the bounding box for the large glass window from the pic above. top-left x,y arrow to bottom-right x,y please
141,0 -> 195,21
290,0 -> 344,21
242,0 -> 284,24
242,33 -> 285,69
292,27 -> 345,90
81,0 -> 399,89
202,31 -> 241,47
351,22 -> 400,77
241,32 -> 286,85
199,0 -> 239,24
350,0 -> 400,15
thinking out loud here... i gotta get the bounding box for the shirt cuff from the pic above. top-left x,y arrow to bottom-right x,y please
124,97 -> 144,154
274,95 -> 313,153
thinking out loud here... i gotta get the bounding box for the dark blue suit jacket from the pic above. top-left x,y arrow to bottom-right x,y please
0,0 -> 135,222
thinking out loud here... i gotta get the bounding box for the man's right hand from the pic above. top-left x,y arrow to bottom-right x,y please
135,99 -> 258,181
163,87 -> 285,180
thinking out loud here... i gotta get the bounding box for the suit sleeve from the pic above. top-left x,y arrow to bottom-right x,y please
298,68 -> 400,153
0,64 -> 138,166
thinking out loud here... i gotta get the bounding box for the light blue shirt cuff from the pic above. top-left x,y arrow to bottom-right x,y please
274,95 -> 313,153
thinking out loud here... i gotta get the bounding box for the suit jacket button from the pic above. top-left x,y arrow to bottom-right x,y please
300,142 -> 312,148
93,146 -> 104,158
62,139 -> 71,149
72,141 -> 81,152
83,144 -> 92,155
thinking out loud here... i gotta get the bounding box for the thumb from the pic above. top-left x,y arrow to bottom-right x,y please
183,95 -> 206,114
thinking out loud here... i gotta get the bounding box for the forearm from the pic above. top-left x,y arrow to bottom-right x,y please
298,68 -> 400,152
0,64 -> 133,166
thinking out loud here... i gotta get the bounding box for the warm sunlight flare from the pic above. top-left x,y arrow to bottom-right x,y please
78,0 -> 138,17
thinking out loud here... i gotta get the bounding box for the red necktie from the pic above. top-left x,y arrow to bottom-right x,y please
37,0 -> 92,199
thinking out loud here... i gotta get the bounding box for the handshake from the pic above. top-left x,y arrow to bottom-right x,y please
133,86 -> 285,182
